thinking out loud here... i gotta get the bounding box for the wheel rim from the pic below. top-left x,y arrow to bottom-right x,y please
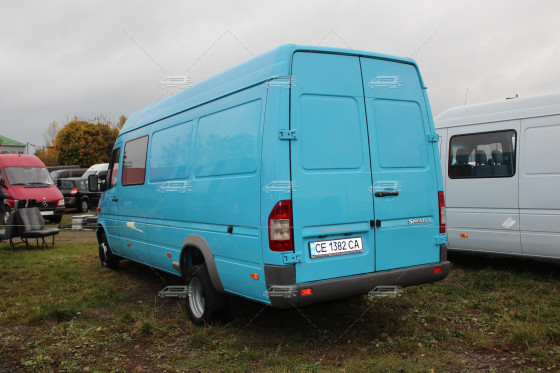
3,211 -> 8,224
81,200 -> 88,211
188,277 -> 205,319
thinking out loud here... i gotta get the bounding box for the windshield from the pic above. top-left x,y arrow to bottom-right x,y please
4,167 -> 54,186
82,170 -> 96,178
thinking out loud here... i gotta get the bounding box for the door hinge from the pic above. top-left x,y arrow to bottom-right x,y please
279,129 -> 297,140
426,133 -> 440,142
436,234 -> 448,246
282,252 -> 302,264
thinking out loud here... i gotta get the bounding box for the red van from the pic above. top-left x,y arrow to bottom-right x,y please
0,154 -> 65,223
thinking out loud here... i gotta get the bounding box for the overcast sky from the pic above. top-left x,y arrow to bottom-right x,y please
1,0 -> 559,149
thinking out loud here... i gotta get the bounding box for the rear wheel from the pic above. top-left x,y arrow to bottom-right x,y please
99,232 -> 119,270
79,198 -> 89,213
185,264 -> 226,325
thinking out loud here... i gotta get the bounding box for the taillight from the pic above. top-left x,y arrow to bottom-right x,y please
268,200 -> 293,252
70,187 -> 78,195
438,191 -> 446,234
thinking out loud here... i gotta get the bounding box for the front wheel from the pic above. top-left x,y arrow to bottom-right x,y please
185,264 -> 226,325
2,206 -> 10,225
99,232 -> 119,270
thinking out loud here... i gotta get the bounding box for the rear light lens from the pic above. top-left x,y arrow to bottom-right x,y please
438,191 -> 446,234
434,267 -> 442,274
70,187 -> 78,195
268,200 -> 293,252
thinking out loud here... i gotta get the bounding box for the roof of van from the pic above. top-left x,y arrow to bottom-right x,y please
120,44 -> 420,135
0,154 -> 46,167
435,92 -> 560,128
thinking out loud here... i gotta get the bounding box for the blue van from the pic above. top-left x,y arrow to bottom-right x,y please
91,45 -> 449,325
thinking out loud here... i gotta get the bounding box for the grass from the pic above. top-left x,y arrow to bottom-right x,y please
1,219 -> 560,372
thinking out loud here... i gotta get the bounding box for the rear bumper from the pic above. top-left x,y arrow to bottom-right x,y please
65,197 -> 78,208
264,260 -> 450,309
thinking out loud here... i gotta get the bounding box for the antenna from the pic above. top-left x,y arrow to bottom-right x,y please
506,94 -> 518,100
463,88 -> 469,106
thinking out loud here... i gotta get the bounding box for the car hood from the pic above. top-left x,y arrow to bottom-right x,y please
6,185 -> 63,202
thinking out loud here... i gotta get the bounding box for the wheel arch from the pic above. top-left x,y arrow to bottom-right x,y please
180,234 -> 225,293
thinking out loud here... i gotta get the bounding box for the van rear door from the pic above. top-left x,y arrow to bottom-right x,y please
360,57 -> 440,271
290,52 -> 375,283
290,52 -> 441,284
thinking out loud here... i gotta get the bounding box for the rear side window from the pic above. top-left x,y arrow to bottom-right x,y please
194,100 -> 261,177
448,130 -> 516,178
60,180 -> 75,189
123,136 -> 148,186
149,121 -> 193,181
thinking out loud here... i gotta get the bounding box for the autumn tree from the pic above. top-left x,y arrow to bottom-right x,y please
55,118 -> 119,167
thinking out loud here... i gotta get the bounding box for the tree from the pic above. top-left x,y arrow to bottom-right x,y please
36,121 -> 59,166
55,118 -> 119,166
116,115 -> 127,131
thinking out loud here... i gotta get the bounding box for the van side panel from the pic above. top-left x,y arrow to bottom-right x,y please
519,115 -> 560,257
259,80 -> 292,266
143,85 -> 269,302
444,120 -> 521,255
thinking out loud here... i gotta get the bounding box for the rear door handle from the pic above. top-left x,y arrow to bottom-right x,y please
374,191 -> 399,197
112,198 -> 118,202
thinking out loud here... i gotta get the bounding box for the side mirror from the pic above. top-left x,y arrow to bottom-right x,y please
88,175 -> 99,192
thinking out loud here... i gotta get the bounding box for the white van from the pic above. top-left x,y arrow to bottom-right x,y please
435,92 -> 560,259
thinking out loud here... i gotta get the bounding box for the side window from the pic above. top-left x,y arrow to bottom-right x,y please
122,136 -> 148,186
448,130 -> 516,179
107,148 -> 121,189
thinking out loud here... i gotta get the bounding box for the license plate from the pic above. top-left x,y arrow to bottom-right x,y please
40,210 -> 54,216
309,237 -> 363,258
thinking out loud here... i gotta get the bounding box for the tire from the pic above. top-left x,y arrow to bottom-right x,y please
185,264 -> 226,325
79,198 -> 89,213
2,206 -> 10,225
99,232 -> 119,270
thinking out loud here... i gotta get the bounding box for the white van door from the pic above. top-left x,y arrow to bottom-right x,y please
519,116 -> 560,257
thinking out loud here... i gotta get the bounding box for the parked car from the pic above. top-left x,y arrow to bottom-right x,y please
90,44 -> 449,325
0,154 -> 65,223
50,168 -> 87,181
435,92 -> 560,260
57,177 -> 101,212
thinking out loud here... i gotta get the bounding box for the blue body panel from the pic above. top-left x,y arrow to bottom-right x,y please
98,45 -> 442,305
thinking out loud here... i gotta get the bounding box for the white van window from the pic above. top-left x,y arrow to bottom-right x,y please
107,148 -> 121,189
123,136 -> 148,186
448,130 -> 516,178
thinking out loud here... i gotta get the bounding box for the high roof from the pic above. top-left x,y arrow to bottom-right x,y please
0,134 -> 26,147
120,44 -> 418,135
435,92 -> 560,128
